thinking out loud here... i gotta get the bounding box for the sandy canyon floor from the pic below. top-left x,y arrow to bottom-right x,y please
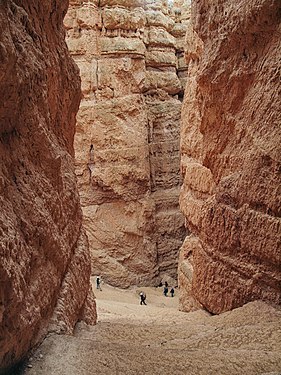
21,280 -> 281,375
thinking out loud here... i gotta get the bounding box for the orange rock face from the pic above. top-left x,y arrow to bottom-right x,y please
0,0 -> 96,371
66,0 -> 190,287
179,0 -> 281,313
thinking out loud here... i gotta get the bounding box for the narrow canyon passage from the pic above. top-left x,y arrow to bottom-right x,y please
65,0 -> 191,288
1,0 -> 280,372
22,281 -> 281,375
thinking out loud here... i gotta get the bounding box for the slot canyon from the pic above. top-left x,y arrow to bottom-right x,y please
0,0 -> 280,374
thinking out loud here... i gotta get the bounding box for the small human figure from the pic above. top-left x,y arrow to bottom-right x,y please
140,292 -> 147,305
163,286 -> 168,297
96,276 -> 102,291
89,144 -> 95,162
170,288 -> 175,297
164,281 -> 168,288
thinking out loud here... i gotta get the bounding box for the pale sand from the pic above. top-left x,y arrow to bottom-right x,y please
23,280 -> 281,375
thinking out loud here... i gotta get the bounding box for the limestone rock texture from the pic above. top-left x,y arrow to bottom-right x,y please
179,0 -> 281,314
0,0 -> 96,372
65,0 -> 190,287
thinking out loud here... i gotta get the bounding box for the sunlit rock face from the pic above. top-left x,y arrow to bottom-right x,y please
179,0 -> 281,314
66,0 -> 190,287
0,0 -> 96,371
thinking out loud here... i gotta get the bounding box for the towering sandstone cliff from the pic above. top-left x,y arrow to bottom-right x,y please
179,0 -> 281,314
0,0 -> 96,371
65,0 -> 190,287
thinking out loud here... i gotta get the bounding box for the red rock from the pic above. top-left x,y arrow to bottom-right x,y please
0,0 -> 96,371
66,0 -> 191,287
179,0 -> 281,314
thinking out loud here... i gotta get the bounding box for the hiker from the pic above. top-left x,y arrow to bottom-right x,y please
164,281 -> 168,288
140,292 -> 147,305
96,276 -> 102,291
163,286 -> 168,297
89,144 -> 95,162
170,287 -> 175,297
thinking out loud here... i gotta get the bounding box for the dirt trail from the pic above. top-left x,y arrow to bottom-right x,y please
23,281 -> 281,375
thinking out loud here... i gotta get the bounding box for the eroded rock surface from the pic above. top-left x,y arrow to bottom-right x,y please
0,1 -> 96,371
65,0 -> 190,287
179,0 -> 281,313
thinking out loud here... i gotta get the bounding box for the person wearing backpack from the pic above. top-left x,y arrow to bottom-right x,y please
139,292 -> 147,305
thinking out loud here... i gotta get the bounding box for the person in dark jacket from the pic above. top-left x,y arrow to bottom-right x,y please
96,276 -> 102,291
140,292 -> 147,305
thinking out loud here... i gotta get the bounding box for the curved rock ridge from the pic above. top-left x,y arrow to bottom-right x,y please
179,0 -> 281,314
65,0 -> 190,287
0,0 -> 96,371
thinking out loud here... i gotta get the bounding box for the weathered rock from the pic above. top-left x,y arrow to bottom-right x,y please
103,7 -> 146,30
145,50 -> 177,68
146,10 -> 174,31
145,27 -> 176,48
66,1 -> 190,287
100,0 -> 144,7
100,37 -> 146,57
0,0 -> 96,371
179,0 -> 281,314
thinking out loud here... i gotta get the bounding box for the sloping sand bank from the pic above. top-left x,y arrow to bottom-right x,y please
23,281 -> 281,375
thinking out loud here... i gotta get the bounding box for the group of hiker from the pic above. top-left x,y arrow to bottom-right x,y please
163,286 -> 175,298
162,281 -> 175,298
95,276 -> 175,306
139,281 -> 175,305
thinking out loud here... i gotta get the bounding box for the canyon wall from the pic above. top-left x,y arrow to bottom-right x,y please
179,0 -> 281,314
0,1 -> 96,372
65,0 -> 190,287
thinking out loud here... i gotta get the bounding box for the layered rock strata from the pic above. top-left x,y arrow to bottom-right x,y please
179,0 -> 281,314
65,0 -> 190,287
0,1 -> 96,371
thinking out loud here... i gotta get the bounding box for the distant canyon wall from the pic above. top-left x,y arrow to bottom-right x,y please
0,0 -> 96,371
179,0 -> 281,314
65,0 -> 190,287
